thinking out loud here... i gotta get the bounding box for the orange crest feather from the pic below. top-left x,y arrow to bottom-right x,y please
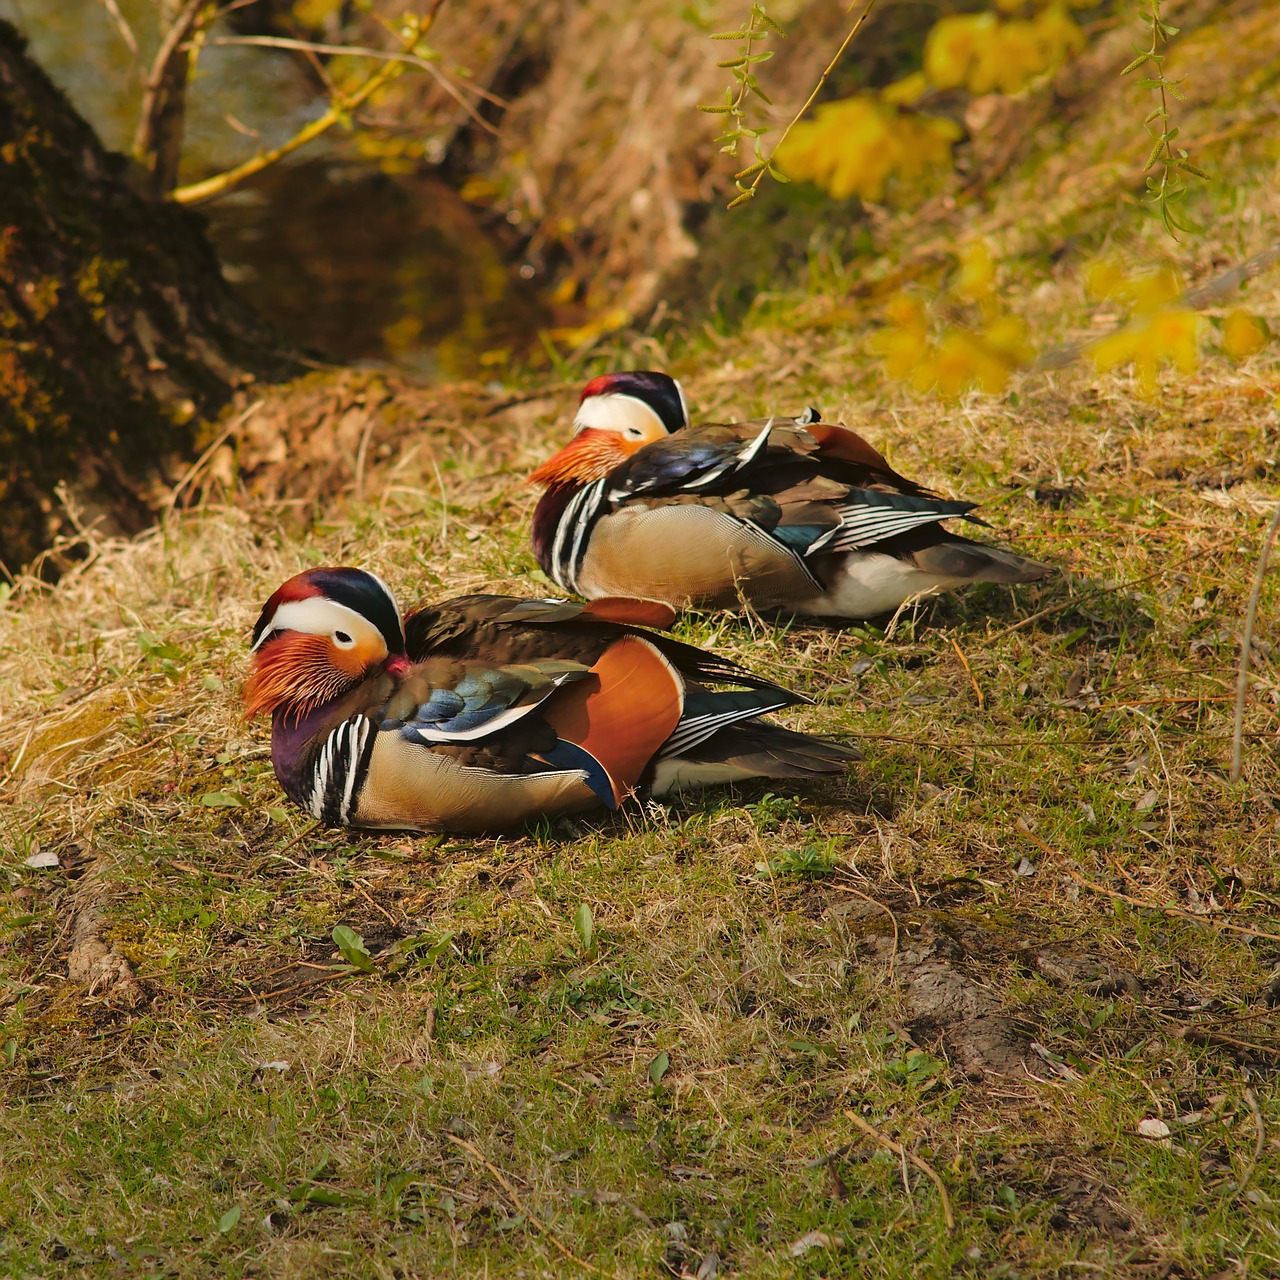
243,633 -> 361,719
527,428 -> 630,487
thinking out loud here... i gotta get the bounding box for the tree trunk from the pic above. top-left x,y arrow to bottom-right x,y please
0,19 -> 297,577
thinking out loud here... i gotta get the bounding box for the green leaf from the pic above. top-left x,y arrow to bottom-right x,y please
331,925 -> 375,972
573,903 -> 594,954
381,931 -> 454,975
648,1051 -> 670,1085
291,1185 -> 356,1207
216,1205 -> 241,1234
200,791 -> 245,809
3,1038 -> 16,1067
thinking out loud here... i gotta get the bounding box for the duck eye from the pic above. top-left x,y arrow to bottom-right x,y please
333,630 -> 355,648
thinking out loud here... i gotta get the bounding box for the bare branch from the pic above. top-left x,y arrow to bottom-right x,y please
170,8 -> 448,206
207,34 -> 504,133
133,0 -> 209,197
95,0 -> 138,58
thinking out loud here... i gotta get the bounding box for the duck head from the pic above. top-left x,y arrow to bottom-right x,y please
244,567 -> 407,719
528,370 -> 690,487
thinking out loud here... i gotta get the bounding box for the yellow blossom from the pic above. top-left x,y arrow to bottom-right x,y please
918,331 -> 1018,398
1084,257 -> 1127,301
924,13 -> 997,91
881,71 -> 930,107
955,242 -> 1001,321
870,295 -> 930,380
1222,309 -> 1271,360
544,307 -> 630,350
984,313 -> 1036,366
777,96 -> 961,203
1117,265 -> 1184,315
1032,4 -> 1086,64
924,5 -> 1084,97
1089,309 -> 1202,398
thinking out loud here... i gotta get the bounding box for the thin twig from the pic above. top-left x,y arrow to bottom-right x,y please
270,821 -> 324,862
443,1133 -> 600,1272
1238,1087 -> 1265,1196
165,398 -> 263,512
207,35 -> 504,132
171,6 -> 446,205
95,0 -> 138,56
227,967 -> 353,1004
834,881 -> 899,979
1020,831 -> 1280,945
351,879 -> 399,927
1231,501 -> 1280,780
1176,1028 -> 1279,1061
949,635 -> 983,709
736,0 -> 880,207
843,1110 -> 954,1230
133,0 -> 207,195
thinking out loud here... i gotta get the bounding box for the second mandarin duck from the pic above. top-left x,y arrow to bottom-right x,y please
528,370 -> 1049,619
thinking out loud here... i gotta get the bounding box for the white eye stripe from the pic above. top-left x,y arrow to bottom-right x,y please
672,378 -> 690,427
252,598 -> 383,651
573,393 -> 668,438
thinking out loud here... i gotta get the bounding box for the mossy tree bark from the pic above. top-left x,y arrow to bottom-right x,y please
0,19 -> 297,577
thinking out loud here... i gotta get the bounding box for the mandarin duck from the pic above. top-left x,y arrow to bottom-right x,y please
245,567 -> 855,833
528,370 -> 1049,619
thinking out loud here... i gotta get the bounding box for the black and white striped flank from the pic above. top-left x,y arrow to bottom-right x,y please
308,716 -> 376,826
548,479 -> 609,594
